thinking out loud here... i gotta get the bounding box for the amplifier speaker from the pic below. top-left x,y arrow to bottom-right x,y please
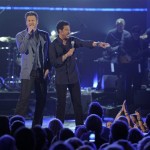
101,75 -> 118,90
132,90 -> 150,116
134,90 -> 150,107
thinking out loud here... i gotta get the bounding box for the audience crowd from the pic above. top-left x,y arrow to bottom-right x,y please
0,100 -> 150,150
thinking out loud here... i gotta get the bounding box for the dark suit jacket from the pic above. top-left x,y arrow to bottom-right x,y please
49,36 -> 93,84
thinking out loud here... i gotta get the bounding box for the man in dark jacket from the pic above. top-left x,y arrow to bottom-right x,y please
49,20 -> 108,125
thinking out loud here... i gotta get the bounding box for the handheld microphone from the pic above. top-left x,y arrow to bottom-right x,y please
28,30 -> 34,38
30,30 -> 34,35
71,41 -> 75,48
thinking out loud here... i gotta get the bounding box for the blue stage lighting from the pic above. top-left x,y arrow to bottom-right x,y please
0,6 -> 147,12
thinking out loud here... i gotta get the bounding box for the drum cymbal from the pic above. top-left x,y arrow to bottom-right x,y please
0,36 -> 15,42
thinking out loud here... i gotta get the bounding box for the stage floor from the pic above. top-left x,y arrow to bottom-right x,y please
25,116 -> 114,131
26,116 -> 76,130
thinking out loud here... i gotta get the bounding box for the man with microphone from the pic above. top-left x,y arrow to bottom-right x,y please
49,20 -> 109,125
15,11 -> 51,127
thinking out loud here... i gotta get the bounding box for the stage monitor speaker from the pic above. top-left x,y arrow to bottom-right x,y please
134,90 -> 150,107
133,90 -> 150,116
101,75 -> 118,90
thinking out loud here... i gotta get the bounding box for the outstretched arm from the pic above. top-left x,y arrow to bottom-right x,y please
122,100 -> 131,126
135,110 -> 146,132
92,41 -> 110,49
114,101 -> 124,120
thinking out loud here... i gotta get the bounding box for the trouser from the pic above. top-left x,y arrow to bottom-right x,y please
15,69 -> 47,127
55,81 -> 83,125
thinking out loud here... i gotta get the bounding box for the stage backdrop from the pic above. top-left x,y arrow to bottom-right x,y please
0,0 -> 148,87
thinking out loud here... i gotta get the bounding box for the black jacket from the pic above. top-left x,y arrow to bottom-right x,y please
49,36 -> 93,84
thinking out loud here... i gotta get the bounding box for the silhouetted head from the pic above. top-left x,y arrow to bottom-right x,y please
85,114 -> 102,134
48,118 -> 63,136
9,115 -> 25,126
14,127 -> 35,150
88,101 -> 103,118
59,128 -> 75,141
110,120 -> 129,142
128,128 -> 144,144
0,134 -> 16,150
116,18 -> 125,33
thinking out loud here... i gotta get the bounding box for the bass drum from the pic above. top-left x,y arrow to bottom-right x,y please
4,76 -> 21,91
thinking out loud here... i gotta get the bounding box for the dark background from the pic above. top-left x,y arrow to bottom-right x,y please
0,0 -> 148,87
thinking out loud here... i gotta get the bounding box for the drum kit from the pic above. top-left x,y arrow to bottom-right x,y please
0,36 -> 21,91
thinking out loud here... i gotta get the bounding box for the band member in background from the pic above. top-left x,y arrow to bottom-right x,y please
49,20 -> 109,125
15,11 -> 51,127
100,18 -> 131,105
105,18 -> 131,63
120,25 -> 148,105
136,27 -> 150,87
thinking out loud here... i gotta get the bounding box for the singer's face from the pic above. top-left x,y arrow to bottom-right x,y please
59,25 -> 70,40
26,15 -> 38,31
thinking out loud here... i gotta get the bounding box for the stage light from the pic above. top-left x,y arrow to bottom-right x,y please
51,30 -> 56,36
0,6 -> 147,12
50,30 -> 57,42
93,74 -> 98,88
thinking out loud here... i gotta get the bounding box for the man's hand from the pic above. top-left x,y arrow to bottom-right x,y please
28,25 -> 35,34
44,69 -> 49,79
67,48 -> 75,57
93,41 -> 110,48
98,42 -> 110,49
62,48 -> 75,61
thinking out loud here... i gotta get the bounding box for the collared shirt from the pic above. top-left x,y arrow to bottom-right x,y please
32,30 -> 41,70
49,36 -> 93,84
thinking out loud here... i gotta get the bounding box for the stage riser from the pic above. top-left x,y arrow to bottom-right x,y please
0,90 -> 150,117
0,92 -> 92,118
92,90 -> 150,116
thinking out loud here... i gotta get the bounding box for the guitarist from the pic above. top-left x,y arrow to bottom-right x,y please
120,26 -> 148,63
119,25 -> 148,105
105,18 -> 131,63
104,18 -> 130,105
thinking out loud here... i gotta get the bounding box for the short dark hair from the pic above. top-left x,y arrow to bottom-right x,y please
88,101 -> 103,118
110,120 -> 129,142
25,11 -> 38,20
56,20 -> 70,33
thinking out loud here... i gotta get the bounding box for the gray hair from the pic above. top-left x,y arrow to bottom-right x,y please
116,18 -> 125,25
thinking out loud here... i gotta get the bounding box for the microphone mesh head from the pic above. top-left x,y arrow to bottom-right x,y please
71,41 -> 75,48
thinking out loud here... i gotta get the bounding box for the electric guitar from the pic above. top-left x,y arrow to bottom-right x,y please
119,49 -> 148,64
119,54 -> 132,63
